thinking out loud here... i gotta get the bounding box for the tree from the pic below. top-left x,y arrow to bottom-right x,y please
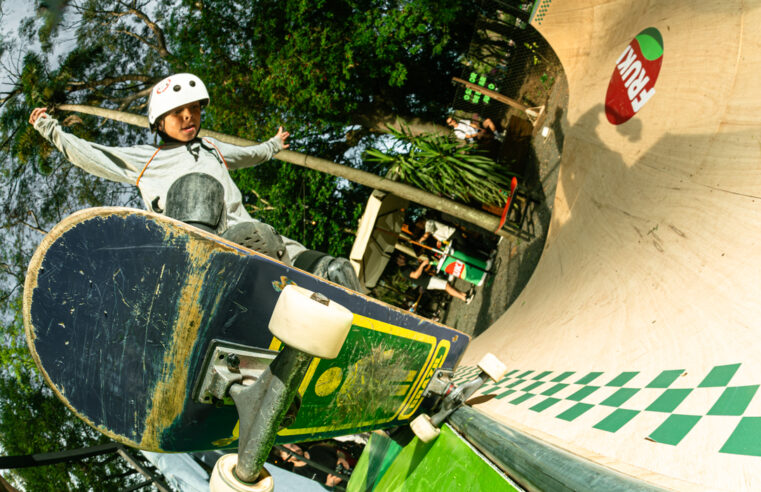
0,7 -> 152,488
165,0 -> 476,138
1,0 -> 492,259
0,4 -> 494,483
57,103 -> 508,234
0,370 -> 144,491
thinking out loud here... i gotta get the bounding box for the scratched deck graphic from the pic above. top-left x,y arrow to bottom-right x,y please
23,207 -> 468,452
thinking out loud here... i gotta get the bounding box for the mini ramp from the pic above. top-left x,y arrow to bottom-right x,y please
459,1 -> 761,490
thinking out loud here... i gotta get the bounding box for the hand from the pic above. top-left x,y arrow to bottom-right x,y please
280,444 -> 306,466
337,454 -> 351,470
326,474 -> 342,487
276,126 -> 290,149
29,107 -> 49,126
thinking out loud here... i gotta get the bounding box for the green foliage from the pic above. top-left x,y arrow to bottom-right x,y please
167,0 -> 475,134
0,369 -> 141,491
233,161 -> 366,257
0,299 -> 35,380
524,41 -> 551,66
372,270 -> 416,309
0,17 -> 146,486
36,0 -> 73,53
365,126 -> 512,206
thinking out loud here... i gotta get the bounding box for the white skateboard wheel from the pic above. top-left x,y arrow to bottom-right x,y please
410,413 -> 440,443
210,454 -> 274,492
478,353 -> 508,382
268,284 -> 353,359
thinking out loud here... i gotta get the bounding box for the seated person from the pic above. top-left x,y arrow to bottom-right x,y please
419,218 -> 457,249
446,116 -> 479,141
396,255 -> 474,304
416,218 -> 493,260
446,116 -> 502,142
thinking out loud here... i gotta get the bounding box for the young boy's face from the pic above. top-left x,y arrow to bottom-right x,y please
159,101 -> 202,142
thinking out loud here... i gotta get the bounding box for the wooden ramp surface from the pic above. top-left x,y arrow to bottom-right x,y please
460,1 -> 761,490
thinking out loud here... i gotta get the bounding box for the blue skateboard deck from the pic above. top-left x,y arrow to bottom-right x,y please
23,208 -> 469,452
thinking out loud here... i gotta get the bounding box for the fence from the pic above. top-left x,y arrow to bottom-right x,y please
450,0 -> 560,164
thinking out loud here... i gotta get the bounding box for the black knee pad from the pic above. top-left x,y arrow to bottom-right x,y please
165,173 -> 224,232
293,250 -> 361,291
292,249 -> 325,272
222,222 -> 290,265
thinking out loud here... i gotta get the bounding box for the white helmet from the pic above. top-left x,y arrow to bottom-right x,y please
147,73 -> 209,131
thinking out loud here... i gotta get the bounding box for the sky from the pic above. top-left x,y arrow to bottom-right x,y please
1,0 -> 31,33
1,0 -> 77,92
0,1 -> 33,90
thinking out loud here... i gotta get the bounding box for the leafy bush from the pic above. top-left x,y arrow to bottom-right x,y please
365,126 -> 511,206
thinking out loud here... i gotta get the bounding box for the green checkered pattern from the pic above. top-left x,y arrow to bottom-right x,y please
530,0 -> 553,26
452,363 -> 761,457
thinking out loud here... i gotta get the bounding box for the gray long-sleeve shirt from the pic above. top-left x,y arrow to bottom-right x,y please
34,114 -> 306,256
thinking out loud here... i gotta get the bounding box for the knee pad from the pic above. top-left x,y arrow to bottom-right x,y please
165,173 -> 224,232
293,250 -> 361,291
222,222 -> 290,265
325,257 -> 361,291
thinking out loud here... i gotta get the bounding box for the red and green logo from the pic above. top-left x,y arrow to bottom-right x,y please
605,28 -> 663,125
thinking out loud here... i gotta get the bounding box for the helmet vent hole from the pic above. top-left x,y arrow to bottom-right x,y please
173,85 -> 181,92
189,80 -> 196,87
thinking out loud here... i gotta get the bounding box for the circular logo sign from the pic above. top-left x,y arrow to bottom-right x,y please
605,28 -> 663,125
314,366 -> 343,397
155,78 -> 172,95
445,260 -> 466,278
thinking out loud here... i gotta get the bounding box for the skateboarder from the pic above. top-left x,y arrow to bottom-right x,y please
29,73 -> 359,289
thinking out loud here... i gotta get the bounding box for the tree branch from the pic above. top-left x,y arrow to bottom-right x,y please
0,88 -> 20,107
77,2 -> 172,58
113,28 -> 159,53
115,86 -> 153,111
244,189 -> 275,213
2,211 -> 48,235
66,74 -> 154,92
122,4 -> 171,58
56,104 -> 512,237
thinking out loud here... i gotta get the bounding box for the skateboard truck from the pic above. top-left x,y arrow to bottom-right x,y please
193,342 -> 278,407
411,353 -> 507,443
209,285 -> 353,491
227,341 -> 313,484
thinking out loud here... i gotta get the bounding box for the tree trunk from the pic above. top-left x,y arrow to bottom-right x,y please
0,474 -> 20,492
57,104 -> 512,237
352,109 -> 451,137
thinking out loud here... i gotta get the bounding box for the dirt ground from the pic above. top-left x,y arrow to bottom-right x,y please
443,69 -> 569,338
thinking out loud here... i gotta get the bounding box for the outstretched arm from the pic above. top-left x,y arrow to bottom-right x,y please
212,126 -> 291,170
29,107 -> 144,184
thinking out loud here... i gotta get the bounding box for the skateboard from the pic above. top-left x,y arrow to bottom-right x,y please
23,207 -> 469,454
